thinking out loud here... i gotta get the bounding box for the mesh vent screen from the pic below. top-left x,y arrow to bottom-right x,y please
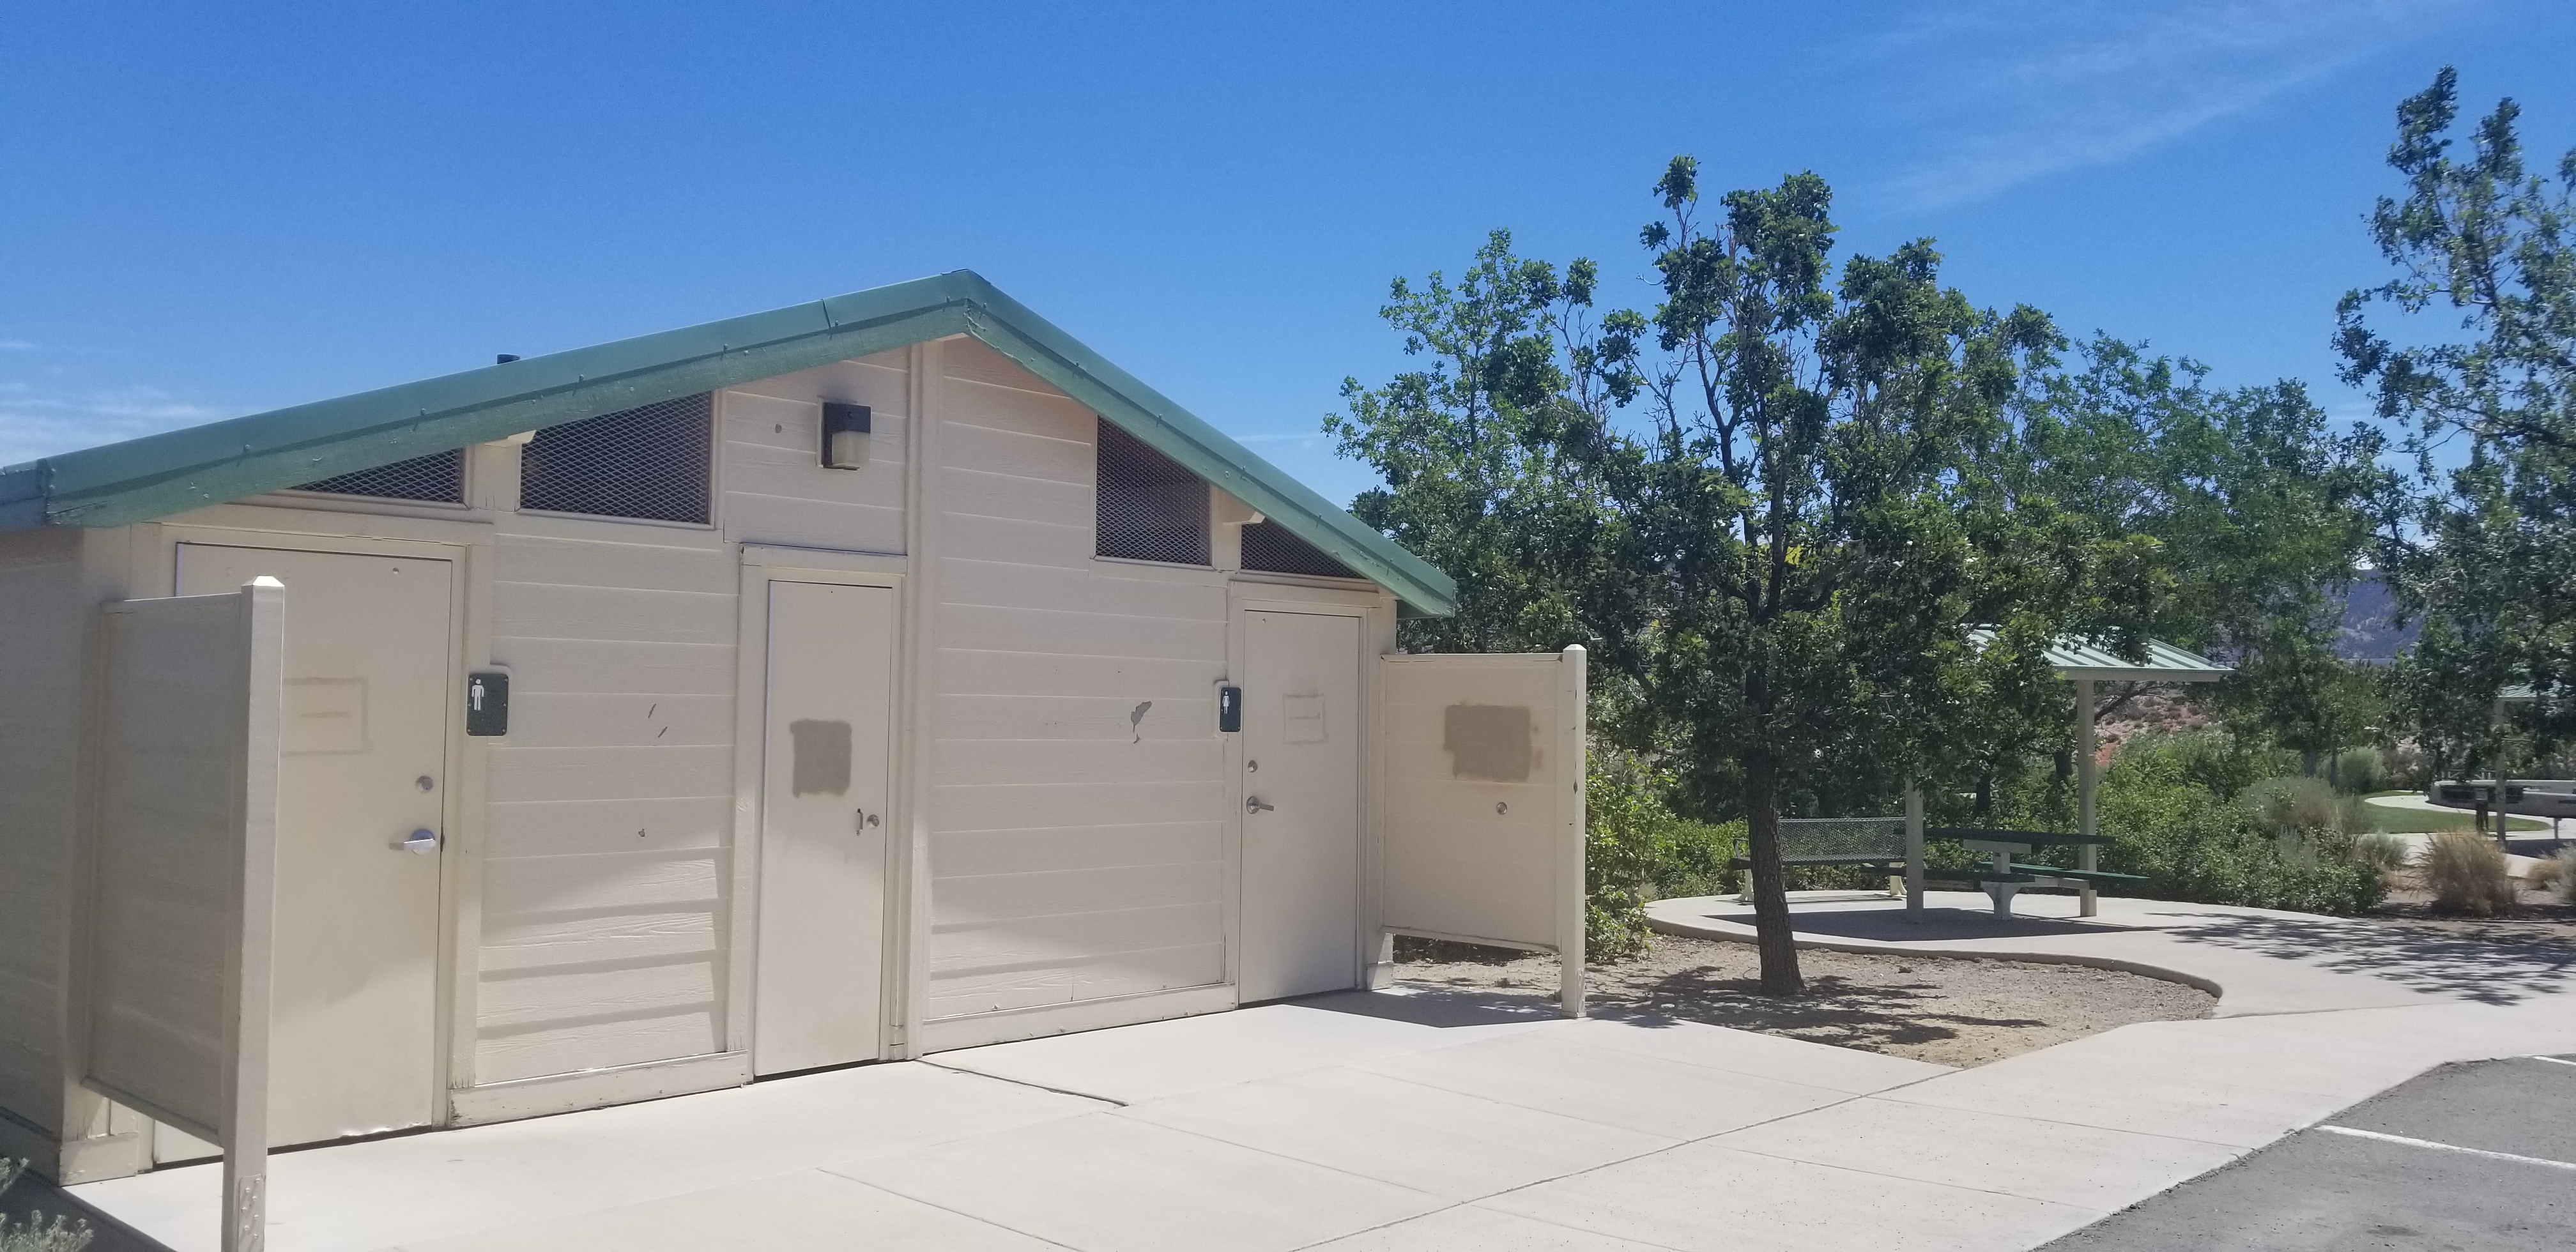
1241,520 -> 1360,579
519,394 -> 712,524
1096,419 -> 1209,565
294,448 -> 466,503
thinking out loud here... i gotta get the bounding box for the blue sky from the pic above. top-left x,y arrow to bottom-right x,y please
5,1 -> 2571,505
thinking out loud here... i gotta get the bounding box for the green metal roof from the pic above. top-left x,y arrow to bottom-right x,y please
1969,630 -> 2232,682
0,270 -> 1457,615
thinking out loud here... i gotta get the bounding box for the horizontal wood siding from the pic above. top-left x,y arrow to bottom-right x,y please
478,529 -> 736,1082
927,339 -> 1230,1019
470,347 -> 916,1084
720,357 -> 908,554
0,530 -> 89,1132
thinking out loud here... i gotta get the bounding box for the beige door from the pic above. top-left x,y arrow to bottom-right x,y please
754,580 -> 898,1075
176,543 -> 449,1146
1238,609 -> 1363,1002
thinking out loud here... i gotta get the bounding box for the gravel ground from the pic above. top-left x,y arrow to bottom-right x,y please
1396,933 -> 2214,1067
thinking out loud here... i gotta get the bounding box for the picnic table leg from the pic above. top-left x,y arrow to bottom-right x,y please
1989,849 -> 2014,916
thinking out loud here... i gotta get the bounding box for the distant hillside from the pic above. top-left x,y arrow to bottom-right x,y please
2338,572 -> 2415,662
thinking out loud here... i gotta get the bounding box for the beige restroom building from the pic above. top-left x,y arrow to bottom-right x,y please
0,271 -> 1585,1184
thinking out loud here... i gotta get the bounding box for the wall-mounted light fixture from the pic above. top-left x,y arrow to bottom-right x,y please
821,402 -> 871,470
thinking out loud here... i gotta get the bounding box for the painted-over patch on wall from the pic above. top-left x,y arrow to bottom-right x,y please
1443,703 -> 1532,781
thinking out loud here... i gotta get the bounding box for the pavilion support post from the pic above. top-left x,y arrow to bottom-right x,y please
2074,678 -> 2099,919
1904,782 -> 1924,920
2491,698 -> 2513,850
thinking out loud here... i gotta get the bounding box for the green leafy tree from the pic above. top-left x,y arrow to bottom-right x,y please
1618,161 -> 2078,993
2016,338 -> 2386,772
2338,68 -> 2576,775
1326,230 -> 1642,662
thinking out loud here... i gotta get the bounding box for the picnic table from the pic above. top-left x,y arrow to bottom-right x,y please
1924,827 -> 2142,917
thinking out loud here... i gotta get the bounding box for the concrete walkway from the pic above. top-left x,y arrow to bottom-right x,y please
65,893 -> 2576,1251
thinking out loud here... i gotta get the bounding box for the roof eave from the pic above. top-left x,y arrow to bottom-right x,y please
2,270 -> 1459,616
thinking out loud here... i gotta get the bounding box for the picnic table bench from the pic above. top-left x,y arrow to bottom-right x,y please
1728,818 -> 2145,919
1927,827 -> 2145,916
1729,818 -> 1911,894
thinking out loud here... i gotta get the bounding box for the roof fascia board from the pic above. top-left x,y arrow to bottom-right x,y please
948,279 -> 1457,615
2055,666 -> 2229,683
27,276 -> 982,529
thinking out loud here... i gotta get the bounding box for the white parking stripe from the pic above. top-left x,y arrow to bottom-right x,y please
2316,1125 -> 2576,1172
2526,1055 -> 2576,1069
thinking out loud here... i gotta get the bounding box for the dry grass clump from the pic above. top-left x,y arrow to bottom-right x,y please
2529,850 -> 2569,894
2424,831 -> 2517,916
2547,846 -> 2576,905
2352,832 -> 2413,876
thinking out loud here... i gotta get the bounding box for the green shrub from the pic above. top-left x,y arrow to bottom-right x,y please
2115,731 -> 2298,802
2554,848 -> 2576,905
2324,748 -> 2382,795
2245,776 -> 2367,841
1652,818 -> 1741,901
1586,755 -> 1755,956
2091,745 -> 2386,915
0,1159 -> 92,1252
1584,753 -> 1686,959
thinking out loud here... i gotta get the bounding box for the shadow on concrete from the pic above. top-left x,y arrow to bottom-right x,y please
1609,962 -> 2053,1053
1669,903 -> 2141,943
3,1168 -> 175,1252
1317,967 -> 2052,1053
2158,912 -> 2576,1006
1292,986 -> 1568,1028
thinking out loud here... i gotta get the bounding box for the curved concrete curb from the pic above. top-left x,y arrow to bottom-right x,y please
1644,889 -> 2576,1018
1646,908 -> 2227,998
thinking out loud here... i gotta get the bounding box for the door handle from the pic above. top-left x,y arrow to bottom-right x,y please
397,829 -> 440,855
855,809 -> 881,831
1246,796 -> 1275,813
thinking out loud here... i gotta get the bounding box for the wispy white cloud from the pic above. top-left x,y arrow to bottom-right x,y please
1866,0 -> 2469,211
0,381 -> 229,466
0,340 -> 37,352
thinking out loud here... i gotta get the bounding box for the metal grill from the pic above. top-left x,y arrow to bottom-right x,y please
293,448 -> 466,503
519,394 -> 712,524
1096,418 -> 1208,565
1240,519 -> 1360,579
1775,818 -> 1906,860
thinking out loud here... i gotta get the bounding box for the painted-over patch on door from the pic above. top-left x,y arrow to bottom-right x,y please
176,543 -> 452,1147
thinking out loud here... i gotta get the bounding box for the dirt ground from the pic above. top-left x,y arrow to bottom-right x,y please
1395,933 -> 2214,1067
2365,867 -> 2576,946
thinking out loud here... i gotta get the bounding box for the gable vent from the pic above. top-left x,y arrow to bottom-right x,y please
1096,418 -> 1209,565
293,448 -> 466,503
520,394 -> 713,524
1241,519 -> 1360,579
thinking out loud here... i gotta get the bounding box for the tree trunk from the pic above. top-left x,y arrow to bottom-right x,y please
1743,751 -> 1805,996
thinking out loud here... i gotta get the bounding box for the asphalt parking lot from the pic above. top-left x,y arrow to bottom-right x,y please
2046,1053 -> 2576,1251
